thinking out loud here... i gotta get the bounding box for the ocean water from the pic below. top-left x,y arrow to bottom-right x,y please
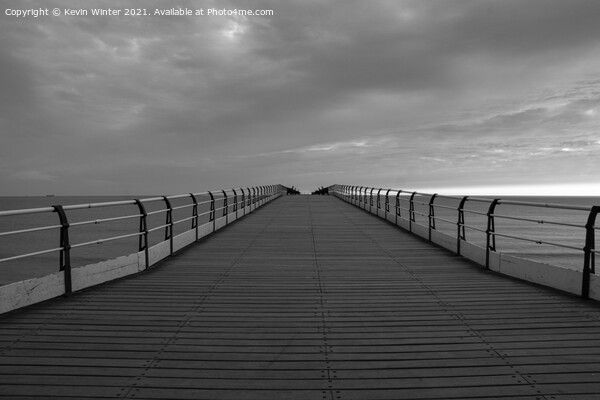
388,194 -> 600,270
1,195 -> 599,286
0,194 -> 225,285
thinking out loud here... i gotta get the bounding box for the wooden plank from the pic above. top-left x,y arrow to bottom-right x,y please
1,196 -> 600,399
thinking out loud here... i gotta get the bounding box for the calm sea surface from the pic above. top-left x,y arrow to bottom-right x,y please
1,195 -> 599,286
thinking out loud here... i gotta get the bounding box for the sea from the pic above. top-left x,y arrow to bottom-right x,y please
1,195 -> 599,286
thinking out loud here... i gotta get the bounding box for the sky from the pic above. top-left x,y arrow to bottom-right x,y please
1,0 -> 600,196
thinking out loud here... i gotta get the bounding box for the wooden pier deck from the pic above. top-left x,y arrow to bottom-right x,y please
1,195 -> 600,399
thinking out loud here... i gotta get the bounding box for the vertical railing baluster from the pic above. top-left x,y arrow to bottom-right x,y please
208,191 -> 216,232
409,192 -> 416,232
135,199 -> 149,269
53,205 -> 72,295
240,188 -> 246,216
582,206 -> 599,299
190,193 -> 199,241
221,190 -> 228,225
428,194 -> 438,242
485,199 -> 500,270
384,189 -> 391,220
163,196 -> 174,255
456,196 -> 469,255
395,190 -> 402,225
232,189 -> 238,219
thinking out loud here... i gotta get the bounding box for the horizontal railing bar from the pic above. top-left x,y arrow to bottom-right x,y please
171,204 -> 193,212
138,196 -> 173,204
433,216 -> 457,225
172,216 -> 196,226
498,199 -> 591,212
434,194 -> 464,200
492,214 -> 585,229
0,224 -> 62,237
147,224 -> 169,233
62,200 -> 137,211
412,201 -> 431,207
465,197 -> 495,203
0,207 -> 55,217
463,209 -> 488,217
0,247 -> 63,263
190,191 -> 210,197
71,232 -> 143,249
432,204 -> 458,211
69,214 -> 142,228
146,209 -> 168,216
493,231 -> 583,251
164,194 -> 195,201
461,224 -> 487,234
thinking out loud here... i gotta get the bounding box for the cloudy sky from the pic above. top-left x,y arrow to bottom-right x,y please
1,0 -> 600,195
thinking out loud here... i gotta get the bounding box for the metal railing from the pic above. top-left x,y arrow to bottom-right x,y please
0,185 -> 286,301
329,184 -> 599,299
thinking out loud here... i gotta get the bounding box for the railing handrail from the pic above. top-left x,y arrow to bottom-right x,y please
0,184 -> 286,270
329,184 -> 599,299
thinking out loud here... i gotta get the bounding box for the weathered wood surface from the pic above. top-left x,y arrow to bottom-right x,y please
1,195 -> 600,399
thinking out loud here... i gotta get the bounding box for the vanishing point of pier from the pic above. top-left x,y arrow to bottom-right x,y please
1,193 -> 600,399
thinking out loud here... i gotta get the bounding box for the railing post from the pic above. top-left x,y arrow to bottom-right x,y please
358,187 -> 363,207
428,194 -> 438,242
163,196 -> 174,255
384,189 -> 391,219
376,189 -> 382,212
395,190 -> 402,225
221,190 -> 228,224
409,192 -> 416,232
246,187 -> 252,209
582,206 -> 599,299
456,196 -> 469,255
190,193 -> 199,241
360,187 -> 365,207
252,187 -> 257,209
53,205 -> 72,295
134,199 -> 149,270
208,191 -> 216,232
240,189 -> 246,216
232,189 -> 238,219
369,188 -> 375,212
485,199 -> 500,270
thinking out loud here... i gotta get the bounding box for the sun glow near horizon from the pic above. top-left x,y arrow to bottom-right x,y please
416,183 -> 600,197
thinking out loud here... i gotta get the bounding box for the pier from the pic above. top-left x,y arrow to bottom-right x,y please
1,193 -> 600,399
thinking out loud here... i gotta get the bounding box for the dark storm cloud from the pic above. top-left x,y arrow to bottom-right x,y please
1,0 -> 600,194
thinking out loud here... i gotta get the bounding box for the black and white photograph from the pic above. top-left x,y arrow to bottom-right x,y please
1,1 -> 600,398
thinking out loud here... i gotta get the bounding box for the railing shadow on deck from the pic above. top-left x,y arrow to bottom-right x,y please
326,184 -> 600,301
0,185 -> 292,314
